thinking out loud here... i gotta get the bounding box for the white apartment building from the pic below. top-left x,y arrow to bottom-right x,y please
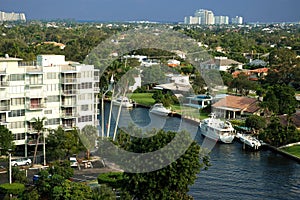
194,9 -> 215,25
215,16 -> 229,25
184,16 -> 200,25
0,55 -> 99,157
231,16 -> 243,24
0,11 -> 26,22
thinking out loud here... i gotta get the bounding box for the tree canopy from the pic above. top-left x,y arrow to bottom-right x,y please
0,125 -> 14,155
113,127 -> 210,200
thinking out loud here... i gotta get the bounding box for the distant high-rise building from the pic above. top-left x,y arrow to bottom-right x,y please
231,16 -> 243,24
184,16 -> 200,24
215,16 -> 229,25
0,11 -> 26,22
194,9 -> 214,25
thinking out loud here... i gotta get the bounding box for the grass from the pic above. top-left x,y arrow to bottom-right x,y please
129,93 -> 155,106
281,145 -> 300,158
129,92 -> 210,120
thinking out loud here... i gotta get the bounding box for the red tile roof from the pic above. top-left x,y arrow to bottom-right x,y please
212,95 -> 260,113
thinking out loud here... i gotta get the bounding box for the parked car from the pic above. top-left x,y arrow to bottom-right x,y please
69,157 -> 78,167
11,158 -> 32,166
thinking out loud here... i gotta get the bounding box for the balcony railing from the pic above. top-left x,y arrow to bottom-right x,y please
0,105 -> 9,112
27,138 -> 44,145
0,118 -> 7,124
61,90 -> 77,96
62,78 -> 77,84
27,127 -> 38,133
0,81 -> 9,87
61,112 -> 77,118
26,104 -> 44,110
62,123 -> 76,130
61,102 -> 76,107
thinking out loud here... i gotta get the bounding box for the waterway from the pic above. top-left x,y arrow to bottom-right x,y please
100,103 -> 300,200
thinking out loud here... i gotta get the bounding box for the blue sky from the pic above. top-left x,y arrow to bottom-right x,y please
0,0 -> 299,23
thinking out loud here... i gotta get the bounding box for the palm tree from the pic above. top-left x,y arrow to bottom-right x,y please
32,117 -> 46,165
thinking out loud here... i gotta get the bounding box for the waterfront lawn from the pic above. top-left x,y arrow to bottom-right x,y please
130,93 -> 155,106
281,145 -> 300,158
130,93 -> 209,120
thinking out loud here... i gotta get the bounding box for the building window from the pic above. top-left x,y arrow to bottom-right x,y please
81,105 -> 89,111
10,121 -> 25,129
13,133 -> 25,140
8,109 -> 25,117
10,74 -> 25,81
78,115 -> 93,122
29,74 -> 43,85
47,72 -> 57,79
44,110 -> 52,114
46,95 -> 60,102
45,118 -> 60,125
46,84 -> 58,91
11,98 -> 25,106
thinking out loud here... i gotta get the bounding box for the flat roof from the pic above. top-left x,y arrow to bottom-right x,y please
0,57 -> 22,61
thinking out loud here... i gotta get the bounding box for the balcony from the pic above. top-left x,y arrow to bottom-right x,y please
27,138 -> 44,146
94,76 -> 100,81
0,105 -> 10,112
28,82 -> 43,87
0,118 -> 7,125
27,127 -> 38,133
61,112 -> 77,118
61,102 -> 76,107
61,90 -> 77,96
94,87 -> 100,92
62,123 -> 76,131
26,104 -> 44,110
61,78 -> 77,84
0,81 -> 9,87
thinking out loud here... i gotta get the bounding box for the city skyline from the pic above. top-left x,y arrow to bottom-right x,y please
0,0 -> 299,23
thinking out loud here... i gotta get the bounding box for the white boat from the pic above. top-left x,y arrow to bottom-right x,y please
199,113 -> 235,143
237,133 -> 261,150
111,97 -> 133,108
149,103 -> 172,116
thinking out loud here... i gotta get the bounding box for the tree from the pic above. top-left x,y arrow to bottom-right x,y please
0,125 -> 14,155
91,184 -> 118,200
114,127 -> 210,199
262,85 -> 297,115
46,127 -> 84,161
79,125 -> 98,160
245,115 -> 266,134
32,117 -> 47,165
229,73 -> 258,96
12,167 -> 28,184
52,180 -> 92,200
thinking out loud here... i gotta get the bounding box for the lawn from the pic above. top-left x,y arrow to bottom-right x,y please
129,93 -> 155,106
129,93 -> 209,120
281,145 -> 300,158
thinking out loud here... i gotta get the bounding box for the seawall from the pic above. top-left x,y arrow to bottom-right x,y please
262,144 -> 300,164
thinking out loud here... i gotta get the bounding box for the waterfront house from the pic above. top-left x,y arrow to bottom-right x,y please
279,113 -> 300,130
212,95 -> 260,119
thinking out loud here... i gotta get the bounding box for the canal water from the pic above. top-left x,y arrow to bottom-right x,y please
100,103 -> 300,200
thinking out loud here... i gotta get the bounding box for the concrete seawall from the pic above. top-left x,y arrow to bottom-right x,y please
262,144 -> 300,164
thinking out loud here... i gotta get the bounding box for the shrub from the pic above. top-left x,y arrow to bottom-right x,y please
0,183 -> 25,195
97,172 -> 124,189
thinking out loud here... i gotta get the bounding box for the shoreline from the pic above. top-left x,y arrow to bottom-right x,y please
103,100 -> 300,164
262,144 -> 300,163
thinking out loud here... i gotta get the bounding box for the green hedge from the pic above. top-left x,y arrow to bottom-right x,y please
97,172 -> 124,189
0,183 -> 25,195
